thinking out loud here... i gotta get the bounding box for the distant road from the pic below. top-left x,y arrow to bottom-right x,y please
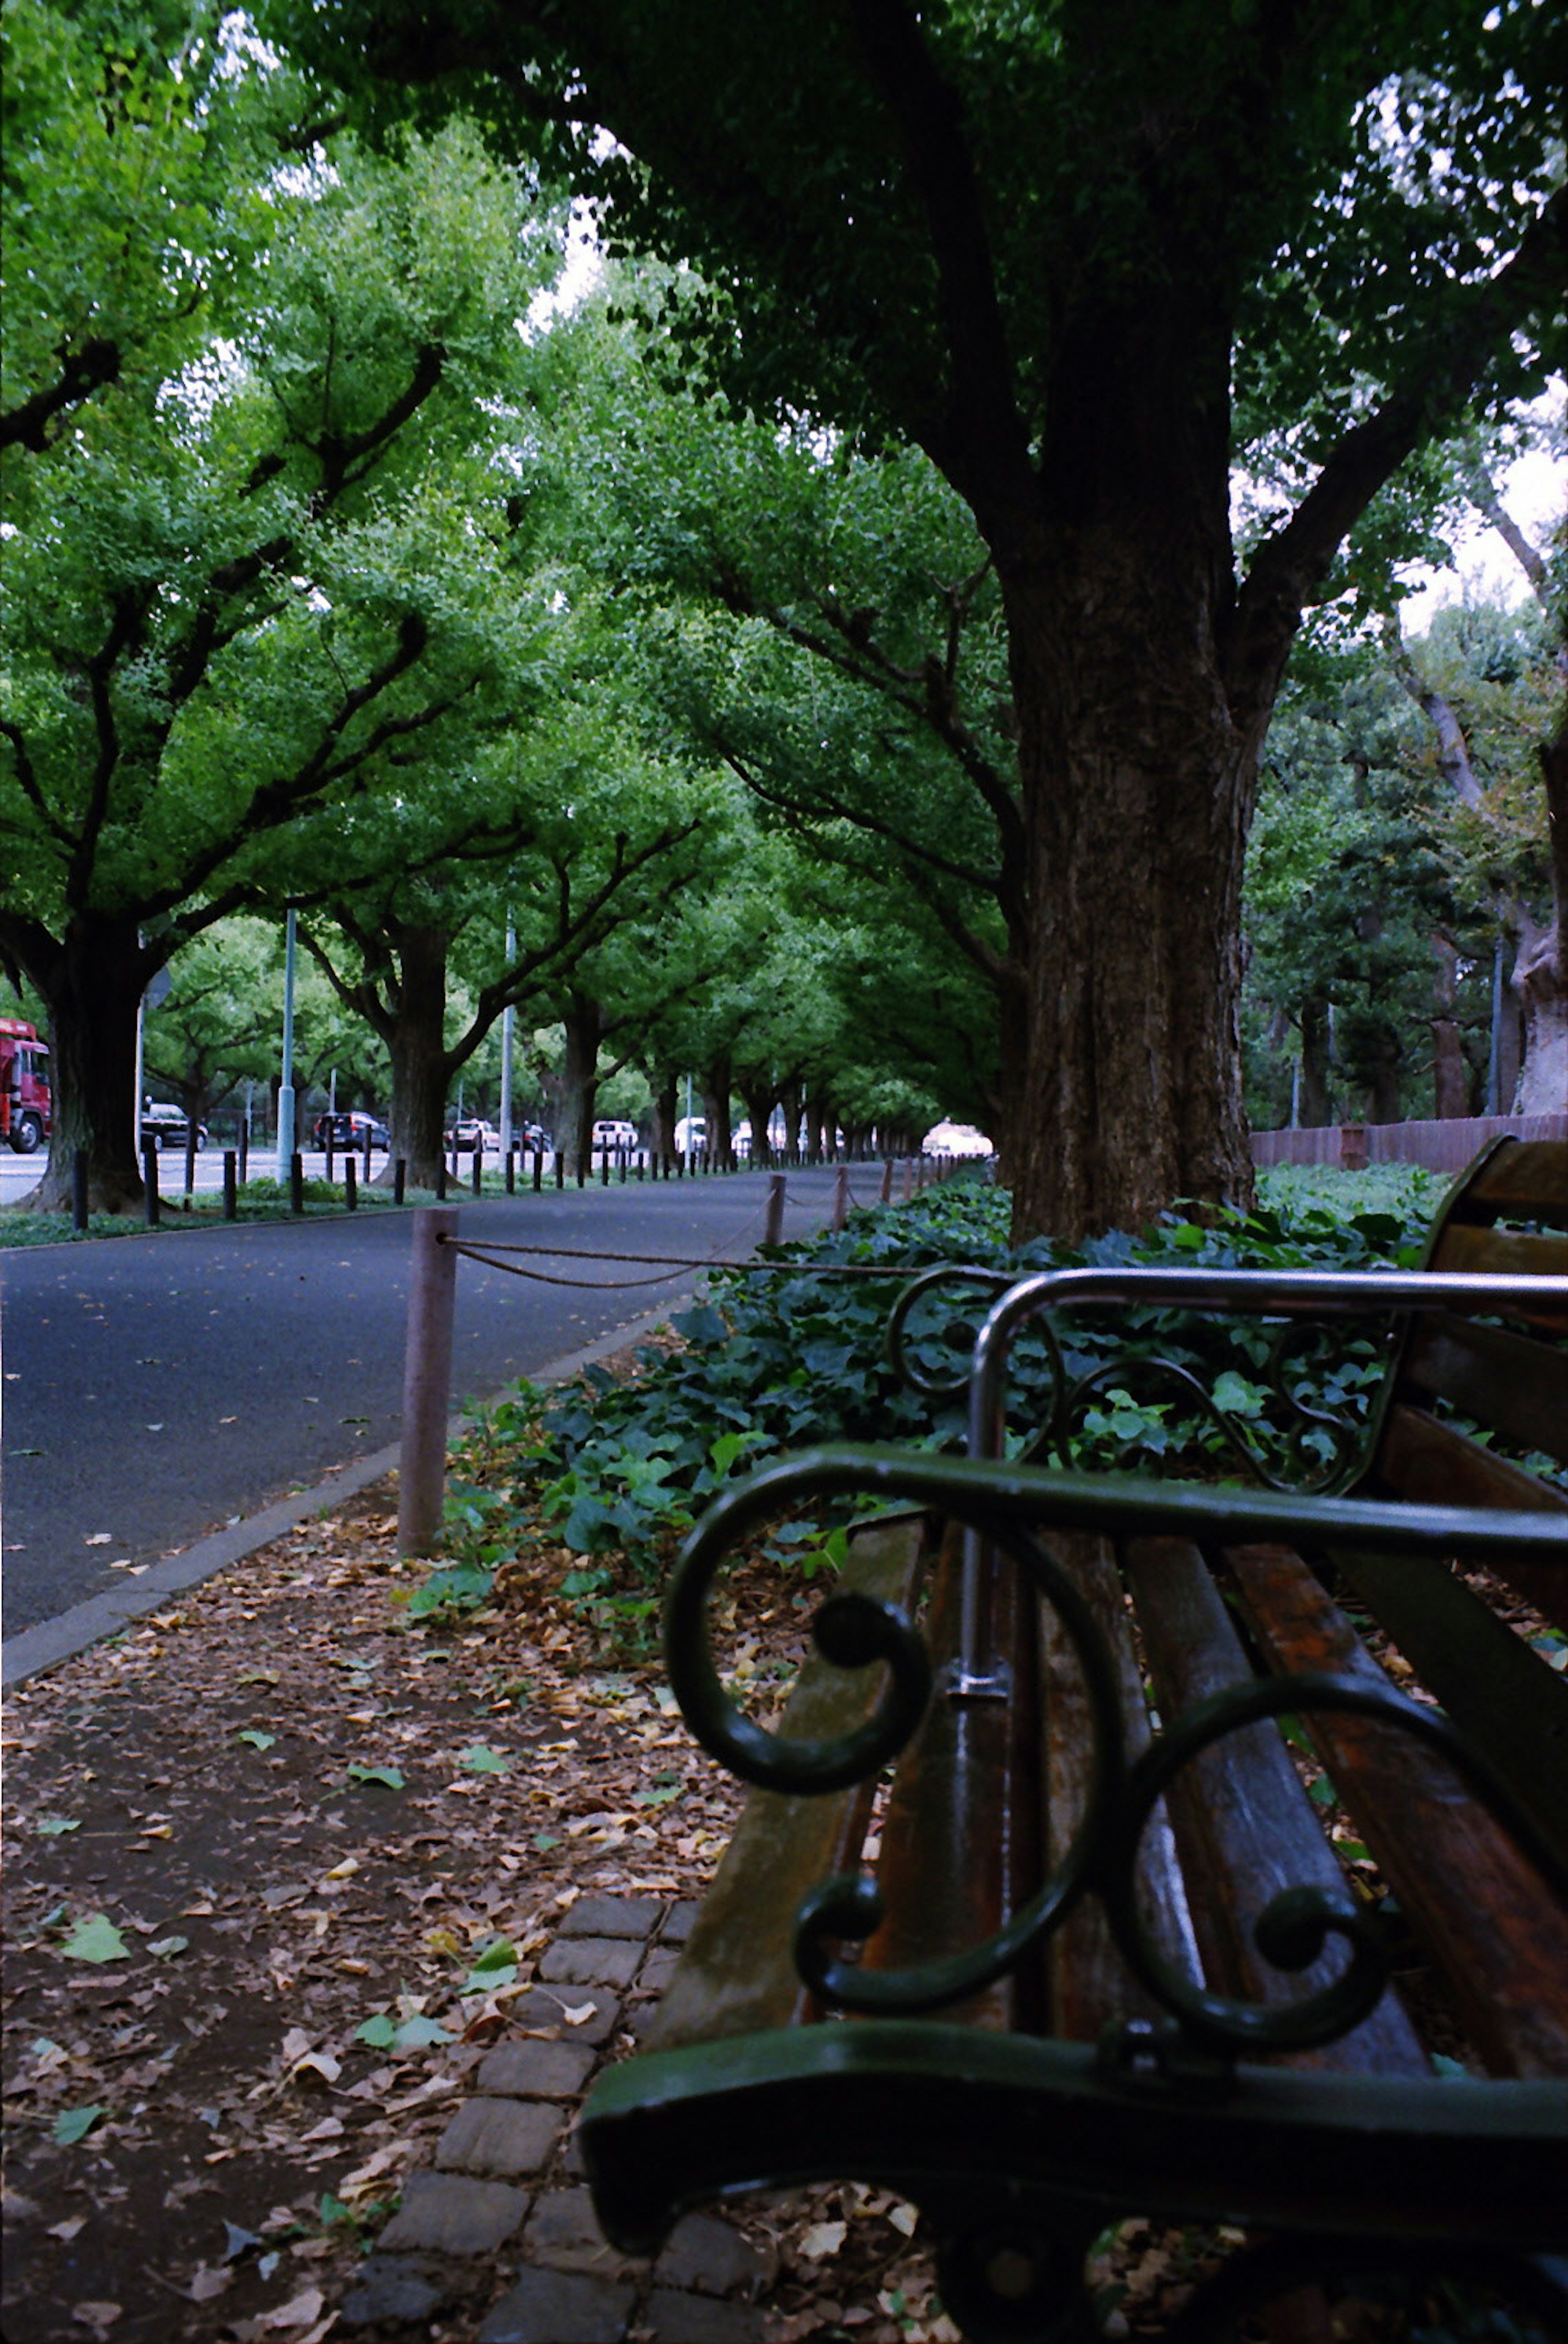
1,1169 -> 852,1636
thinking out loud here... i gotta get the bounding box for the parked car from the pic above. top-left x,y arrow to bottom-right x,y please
590,1117 -> 639,1151
140,1101 -> 207,1151
313,1110 -> 389,1152
446,1118 -> 501,1154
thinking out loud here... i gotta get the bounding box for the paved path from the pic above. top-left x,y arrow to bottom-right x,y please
335,1894 -> 777,2343
2,1168 -> 859,1640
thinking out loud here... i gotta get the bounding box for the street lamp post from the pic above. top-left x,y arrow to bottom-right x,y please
276,903 -> 297,1180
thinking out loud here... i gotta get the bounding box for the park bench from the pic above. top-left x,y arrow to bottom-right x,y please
579,1137 -> 1568,2340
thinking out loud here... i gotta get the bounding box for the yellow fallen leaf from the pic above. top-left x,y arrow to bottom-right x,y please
254,2286 -> 324,2331
321,1857 -> 360,1881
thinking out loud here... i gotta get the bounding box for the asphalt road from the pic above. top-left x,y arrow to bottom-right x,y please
1,1168 -> 851,1637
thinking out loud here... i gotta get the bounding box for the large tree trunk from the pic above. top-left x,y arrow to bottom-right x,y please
998,548 -> 1254,1241
737,1075 -> 776,1167
700,1054 -> 732,1166
555,994 -> 601,1179
1430,935 -> 1470,1119
383,926 -> 451,1189
27,911 -> 151,1213
1513,667 -> 1568,1116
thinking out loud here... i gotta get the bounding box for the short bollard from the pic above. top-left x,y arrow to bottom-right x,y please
345,1155 -> 357,1210
765,1171 -> 786,1247
505,1145 -> 516,1195
399,1207 -> 459,1557
832,1165 -> 850,1230
533,1145 -> 544,1192
143,1143 -> 161,1227
471,1147 -> 483,1196
238,1125 -> 249,1183
363,1130 -> 373,1182
72,1148 -> 89,1233
394,1157 -> 407,1204
223,1150 -> 238,1220
435,1161 -> 447,1200
290,1152 -> 304,1214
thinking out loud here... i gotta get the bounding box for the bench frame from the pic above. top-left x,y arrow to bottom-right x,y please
581,1140 -> 1568,2339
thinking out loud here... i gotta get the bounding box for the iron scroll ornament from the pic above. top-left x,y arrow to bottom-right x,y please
662,1444 -> 1568,2058
883,1266 -> 1388,1493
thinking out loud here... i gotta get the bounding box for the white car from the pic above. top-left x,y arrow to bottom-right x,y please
591,1118 -> 639,1151
921,1121 -> 993,1157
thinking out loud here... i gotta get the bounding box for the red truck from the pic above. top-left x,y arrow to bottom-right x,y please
0,1017 -> 52,1154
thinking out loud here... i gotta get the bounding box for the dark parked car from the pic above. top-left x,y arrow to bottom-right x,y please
313,1111 -> 389,1152
140,1102 -> 207,1151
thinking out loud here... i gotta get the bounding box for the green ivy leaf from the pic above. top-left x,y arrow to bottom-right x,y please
347,1765 -> 404,1790
236,1729 -> 276,1750
459,1744 -> 511,1775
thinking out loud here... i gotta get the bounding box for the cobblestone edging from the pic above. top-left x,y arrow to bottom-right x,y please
338,1894 -> 774,2343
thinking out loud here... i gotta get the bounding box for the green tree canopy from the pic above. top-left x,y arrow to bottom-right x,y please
267,0 -> 1565,1237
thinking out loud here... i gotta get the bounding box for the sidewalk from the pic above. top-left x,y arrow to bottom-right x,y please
338,1892 -> 784,2343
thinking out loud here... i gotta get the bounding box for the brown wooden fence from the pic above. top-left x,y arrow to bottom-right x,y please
1250,1113 -> 1568,1174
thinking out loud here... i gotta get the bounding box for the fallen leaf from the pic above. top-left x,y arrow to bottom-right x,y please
69,2304 -> 120,2337
188,2267 -> 232,2303
60,1915 -> 130,1965
54,2107 -> 106,2146
83,1534 -> 113,1546
236,1731 -> 276,1751
48,2218 -> 88,2242
458,1744 -> 510,1775
254,2286 -> 325,2331
148,1936 -> 189,1959
799,2221 -> 847,2259
346,1764 -> 403,1790
36,1816 -> 80,1836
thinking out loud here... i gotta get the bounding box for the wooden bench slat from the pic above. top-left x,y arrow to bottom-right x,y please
1225,1541 -> 1568,2079
1121,1534 -> 1428,2076
1442,1140 -> 1568,1217
1325,1542 -> 1568,1885
863,1541 -> 1041,2028
644,1512 -> 928,2052
1037,1532 -> 1200,2041
1374,1404 -> 1568,1632
1400,1312 -> 1568,1466
1429,1218 -> 1568,1299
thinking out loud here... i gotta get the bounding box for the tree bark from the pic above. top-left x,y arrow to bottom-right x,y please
556,993 -> 602,1179
1429,935 -> 1470,1120
701,1054 -> 733,1166
995,466 -> 1255,1237
1514,679 -> 1568,1114
24,911 -> 152,1212
382,926 -> 452,1190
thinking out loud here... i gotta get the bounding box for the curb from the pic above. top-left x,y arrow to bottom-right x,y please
1,1290 -> 694,1690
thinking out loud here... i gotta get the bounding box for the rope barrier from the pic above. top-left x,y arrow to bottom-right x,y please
440,1236 -> 919,1287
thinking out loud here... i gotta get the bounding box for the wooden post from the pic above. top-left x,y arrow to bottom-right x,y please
471,1145 -> 483,1195
143,1143 -> 161,1226
399,1207 -> 460,1556
223,1150 -> 238,1221
880,1157 -> 893,1205
832,1165 -> 850,1230
345,1154 -> 357,1210
394,1157 -> 407,1204
290,1152 -> 304,1214
1340,1122 -> 1368,1172
765,1172 -> 786,1246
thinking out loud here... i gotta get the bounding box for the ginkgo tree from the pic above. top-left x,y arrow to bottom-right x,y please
0,2 -> 567,1209
272,0 -> 1566,1238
